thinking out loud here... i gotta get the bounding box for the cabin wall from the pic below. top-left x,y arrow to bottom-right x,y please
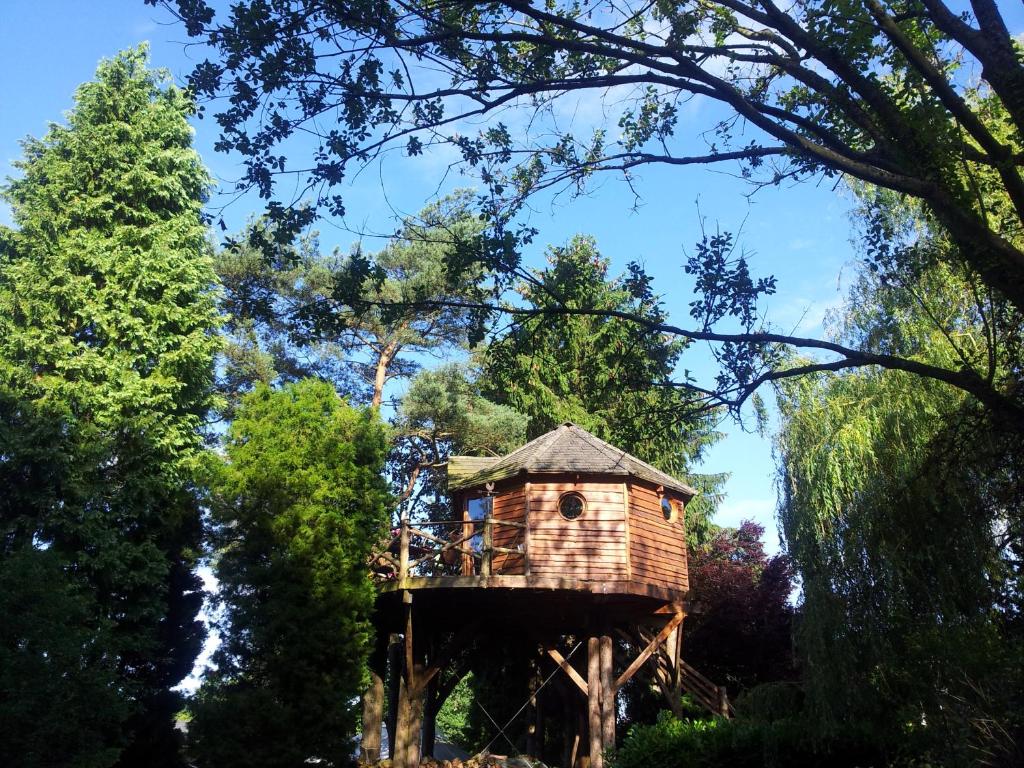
527,477 -> 629,583
490,484 -> 527,575
627,481 -> 688,592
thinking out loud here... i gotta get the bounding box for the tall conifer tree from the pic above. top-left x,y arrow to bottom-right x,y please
0,47 -> 219,767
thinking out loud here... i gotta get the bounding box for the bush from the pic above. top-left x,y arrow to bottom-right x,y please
609,711 -> 894,768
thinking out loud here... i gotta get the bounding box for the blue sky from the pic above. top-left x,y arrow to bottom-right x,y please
1,0 -> 876,554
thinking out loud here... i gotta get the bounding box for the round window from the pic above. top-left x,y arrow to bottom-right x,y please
558,492 -> 585,520
661,497 -> 674,521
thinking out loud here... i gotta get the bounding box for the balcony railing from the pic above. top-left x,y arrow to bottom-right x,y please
369,515 -> 528,582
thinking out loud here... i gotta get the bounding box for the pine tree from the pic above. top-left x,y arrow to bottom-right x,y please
0,47 -> 219,767
482,236 -> 724,542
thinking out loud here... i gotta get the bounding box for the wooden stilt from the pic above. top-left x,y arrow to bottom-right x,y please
385,633 -> 402,758
599,635 -> 615,751
422,672 -> 439,758
394,675 -> 425,768
525,660 -> 541,756
587,636 -> 603,768
360,669 -> 385,762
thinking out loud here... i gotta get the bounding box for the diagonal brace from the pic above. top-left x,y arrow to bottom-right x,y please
615,609 -> 685,690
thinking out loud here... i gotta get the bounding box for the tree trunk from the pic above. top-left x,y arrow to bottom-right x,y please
360,669 -> 385,763
371,341 -> 399,409
394,676 -> 425,768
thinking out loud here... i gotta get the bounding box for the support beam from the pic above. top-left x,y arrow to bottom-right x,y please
394,674 -> 425,768
587,636 -> 603,768
546,646 -> 588,696
360,669 -> 385,763
599,635 -> 615,750
385,633 -> 402,758
615,610 -> 685,690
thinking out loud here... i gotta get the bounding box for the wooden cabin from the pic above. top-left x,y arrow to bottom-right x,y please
446,422 -> 694,601
363,423 -> 728,768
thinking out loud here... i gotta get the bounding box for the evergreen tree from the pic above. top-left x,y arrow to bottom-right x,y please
190,380 -> 391,768
483,236 -> 723,542
0,47 -> 219,767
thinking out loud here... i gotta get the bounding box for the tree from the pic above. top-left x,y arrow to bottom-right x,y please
391,362 -> 527,519
217,192 -> 493,411
482,235 -> 724,541
216,221 -> 364,410
0,47 -> 220,767
190,379 -> 391,768
156,0 -> 1024,304
307,191 -> 494,408
151,0 -> 1024,424
684,521 -> 796,695
776,259 -> 1024,761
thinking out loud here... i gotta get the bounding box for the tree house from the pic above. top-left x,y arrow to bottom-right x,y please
362,424 -> 730,768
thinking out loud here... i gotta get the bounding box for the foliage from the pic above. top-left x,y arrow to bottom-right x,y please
776,254 -> 1024,761
216,191 -> 491,412
0,46 -> 219,768
434,673 -> 475,751
609,711 -> 899,768
685,521 -> 797,695
190,379 -> 391,768
304,191 -> 493,407
391,363 -> 527,519
159,0 -> 1024,318
0,547 -> 125,768
216,221 -> 362,408
482,235 -> 724,540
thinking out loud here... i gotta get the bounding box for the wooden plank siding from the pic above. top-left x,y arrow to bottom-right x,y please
526,479 -> 629,583
490,485 -> 527,575
627,481 -> 688,592
457,473 -> 688,592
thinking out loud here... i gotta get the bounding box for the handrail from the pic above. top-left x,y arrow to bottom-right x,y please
370,514 -> 528,582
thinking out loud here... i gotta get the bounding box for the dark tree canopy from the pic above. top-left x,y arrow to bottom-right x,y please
685,521 -> 796,695
151,0 -> 1024,428
156,0 -> 1024,310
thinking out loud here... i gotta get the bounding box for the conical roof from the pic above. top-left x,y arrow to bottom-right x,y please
448,423 -> 697,498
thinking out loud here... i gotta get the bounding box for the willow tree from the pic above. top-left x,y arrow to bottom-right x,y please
0,47 -> 219,767
776,257 -> 1024,761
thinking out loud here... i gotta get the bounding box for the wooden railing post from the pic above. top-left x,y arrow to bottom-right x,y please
718,686 -> 730,718
481,508 -> 493,577
399,518 -> 410,582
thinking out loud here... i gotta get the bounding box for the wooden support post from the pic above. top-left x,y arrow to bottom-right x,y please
360,635 -> 387,763
587,636 -> 603,768
385,633 -> 402,758
481,506 -> 493,577
398,518 -> 410,581
392,591 -> 426,768
718,686 -> 730,718
599,635 -> 615,751
422,672 -> 439,757
394,675 -> 425,768
523,481 -> 532,576
525,660 -> 541,756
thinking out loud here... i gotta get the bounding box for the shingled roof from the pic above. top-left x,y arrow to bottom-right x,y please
447,423 -> 698,498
